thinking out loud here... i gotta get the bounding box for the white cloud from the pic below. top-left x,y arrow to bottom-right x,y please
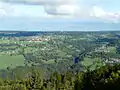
45,4 -> 80,16
0,2 -> 8,17
0,9 -> 7,16
56,5 -> 76,15
91,6 -> 120,22
0,0 -> 73,5
92,6 -> 106,17
106,12 -> 120,20
0,1 -> 47,18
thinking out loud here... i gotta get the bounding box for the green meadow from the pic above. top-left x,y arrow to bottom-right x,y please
0,55 -> 25,69
81,57 -> 104,70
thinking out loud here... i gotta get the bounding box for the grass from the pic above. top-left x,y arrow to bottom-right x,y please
41,60 -> 55,64
81,57 -> 103,70
0,55 -> 25,69
108,47 -> 116,53
81,58 -> 95,66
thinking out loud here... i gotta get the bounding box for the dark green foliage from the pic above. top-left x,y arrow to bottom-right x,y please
0,64 -> 120,90
0,84 -> 27,90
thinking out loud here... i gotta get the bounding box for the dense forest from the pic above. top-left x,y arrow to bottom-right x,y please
0,64 -> 120,90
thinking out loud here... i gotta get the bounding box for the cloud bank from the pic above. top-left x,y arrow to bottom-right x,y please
0,0 -> 120,22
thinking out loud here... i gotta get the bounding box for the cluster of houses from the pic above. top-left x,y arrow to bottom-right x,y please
105,58 -> 120,64
26,36 -> 50,42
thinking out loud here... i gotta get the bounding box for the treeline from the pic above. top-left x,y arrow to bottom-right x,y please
0,64 -> 120,90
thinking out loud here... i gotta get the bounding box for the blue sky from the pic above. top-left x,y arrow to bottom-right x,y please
0,0 -> 120,31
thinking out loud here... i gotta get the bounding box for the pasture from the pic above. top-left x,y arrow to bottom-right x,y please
0,55 -> 25,69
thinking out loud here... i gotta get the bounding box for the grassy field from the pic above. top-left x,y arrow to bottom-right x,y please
0,55 -> 25,69
81,58 -> 96,66
108,47 -> 116,53
81,57 -> 104,70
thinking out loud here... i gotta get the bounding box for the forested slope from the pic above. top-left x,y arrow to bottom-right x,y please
0,64 -> 120,90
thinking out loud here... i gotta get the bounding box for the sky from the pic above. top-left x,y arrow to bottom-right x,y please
0,0 -> 120,31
